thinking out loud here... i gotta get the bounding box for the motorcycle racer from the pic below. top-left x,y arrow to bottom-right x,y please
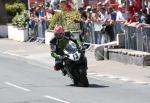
50,25 -> 80,75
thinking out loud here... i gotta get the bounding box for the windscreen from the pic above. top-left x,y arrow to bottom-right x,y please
64,42 -> 77,54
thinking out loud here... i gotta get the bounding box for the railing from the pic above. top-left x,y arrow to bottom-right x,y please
125,25 -> 150,52
28,19 -> 47,43
28,19 -> 121,46
82,22 -> 115,45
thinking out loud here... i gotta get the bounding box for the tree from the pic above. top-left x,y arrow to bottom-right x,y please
4,0 -> 28,8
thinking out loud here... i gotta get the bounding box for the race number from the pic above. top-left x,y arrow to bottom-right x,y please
73,53 -> 79,60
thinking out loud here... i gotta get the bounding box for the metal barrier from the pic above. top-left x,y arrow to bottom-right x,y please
28,19 -> 47,43
83,22 -> 115,45
28,19 -> 116,45
125,25 -> 150,52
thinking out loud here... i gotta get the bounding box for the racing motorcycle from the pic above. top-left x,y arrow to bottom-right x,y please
63,41 -> 89,87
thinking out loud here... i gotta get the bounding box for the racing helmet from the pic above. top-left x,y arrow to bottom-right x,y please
53,25 -> 65,39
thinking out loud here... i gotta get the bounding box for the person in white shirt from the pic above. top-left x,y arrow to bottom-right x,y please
91,7 -> 102,44
116,5 -> 127,33
99,6 -> 111,21
99,6 -> 112,43
50,0 -> 60,10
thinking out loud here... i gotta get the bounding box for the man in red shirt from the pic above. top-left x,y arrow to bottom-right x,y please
60,0 -> 72,11
135,0 -> 142,11
128,0 -> 142,17
129,0 -> 135,17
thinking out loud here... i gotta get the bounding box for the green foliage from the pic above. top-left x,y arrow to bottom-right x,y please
49,12 -> 65,30
5,2 -> 26,22
64,10 -> 80,31
48,10 -> 80,31
4,0 -> 24,4
5,2 -> 26,14
12,10 -> 28,28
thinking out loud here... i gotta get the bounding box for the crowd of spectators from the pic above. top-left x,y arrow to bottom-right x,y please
78,1 -> 150,44
28,0 -> 150,44
28,0 -> 73,41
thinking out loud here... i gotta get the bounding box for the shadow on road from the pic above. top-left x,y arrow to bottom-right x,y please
66,84 -> 109,88
146,76 -> 150,78
88,84 -> 109,88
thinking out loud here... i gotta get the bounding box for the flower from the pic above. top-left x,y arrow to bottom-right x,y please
48,12 -> 65,30
48,9 -> 80,31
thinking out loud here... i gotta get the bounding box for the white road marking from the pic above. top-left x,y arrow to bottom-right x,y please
3,51 -> 24,58
133,81 -> 149,85
44,95 -> 71,103
95,74 -> 105,77
5,82 -> 31,92
105,75 -> 118,79
88,76 -> 100,80
87,72 -> 97,75
118,78 -> 130,82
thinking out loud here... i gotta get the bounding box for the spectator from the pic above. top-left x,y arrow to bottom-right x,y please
99,6 -> 111,22
103,0 -> 110,10
59,0 -> 72,11
145,14 -> 150,24
39,4 -> 45,17
46,7 -> 55,19
29,12 -> 39,40
98,5 -> 111,43
106,7 -> 116,41
115,5 -> 127,33
140,8 -> 148,23
74,11 -> 88,42
50,0 -> 60,10
34,6 -> 40,18
135,0 -> 142,11
128,0 -> 136,17
128,11 -> 142,24
91,6 -> 102,44
38,4 -> 46,37
78,6 -> 85,15
85,6 -> 94,43
109,7 -> 117,21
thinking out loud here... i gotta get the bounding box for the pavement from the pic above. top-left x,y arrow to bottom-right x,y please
0,38 -> 150,86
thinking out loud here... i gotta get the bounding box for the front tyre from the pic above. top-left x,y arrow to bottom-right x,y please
73,69 -> 89,87
79,75 -> 89,87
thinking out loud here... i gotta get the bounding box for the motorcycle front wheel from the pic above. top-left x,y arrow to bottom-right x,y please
73,67 -> 89,87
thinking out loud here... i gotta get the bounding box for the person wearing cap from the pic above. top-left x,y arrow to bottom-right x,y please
50,25 -> 81,75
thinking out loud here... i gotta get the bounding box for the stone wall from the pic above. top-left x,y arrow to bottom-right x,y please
107,48 -> 150,66
0,25 -> 8,38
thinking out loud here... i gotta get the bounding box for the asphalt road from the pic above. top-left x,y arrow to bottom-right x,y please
0,54 -> 150,103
